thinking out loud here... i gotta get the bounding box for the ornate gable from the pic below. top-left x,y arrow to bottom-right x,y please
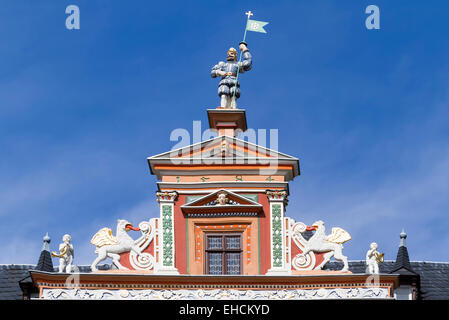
149,135 -> 298,161
147,135 -> 300,180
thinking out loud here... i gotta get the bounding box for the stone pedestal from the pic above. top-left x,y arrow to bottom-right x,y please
207,108 -> 248,137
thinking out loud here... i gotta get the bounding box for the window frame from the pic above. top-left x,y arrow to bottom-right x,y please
205,232 -> 243,275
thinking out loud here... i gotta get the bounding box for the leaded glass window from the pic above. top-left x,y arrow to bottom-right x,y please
226,252 -> 241,275
206,233 -> 242,275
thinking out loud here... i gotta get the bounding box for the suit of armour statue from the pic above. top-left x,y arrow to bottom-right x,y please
211,43 -> 252,109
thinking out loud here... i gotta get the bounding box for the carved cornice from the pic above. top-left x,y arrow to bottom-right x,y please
156,191 -> 178,203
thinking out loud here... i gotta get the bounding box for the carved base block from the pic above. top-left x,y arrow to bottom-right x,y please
155,267 -> 179,275
93,269 -> 154,275
265,268 -> 291,276
291,270 -> 353,276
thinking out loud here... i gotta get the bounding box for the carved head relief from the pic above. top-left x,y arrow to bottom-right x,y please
216,192 -> 229,206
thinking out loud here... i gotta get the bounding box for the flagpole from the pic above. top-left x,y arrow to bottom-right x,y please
231,11 -> 253,107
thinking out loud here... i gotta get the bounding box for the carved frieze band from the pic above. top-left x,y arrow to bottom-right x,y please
41,287 -> 390,300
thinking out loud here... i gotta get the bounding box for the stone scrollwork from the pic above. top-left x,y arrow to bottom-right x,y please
291,222 -> 316,271
129,220 -> 156,270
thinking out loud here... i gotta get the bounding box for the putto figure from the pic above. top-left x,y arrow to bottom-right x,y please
51,234 -> 74,273
366,242 -> 384,274
211,42 -> 252,109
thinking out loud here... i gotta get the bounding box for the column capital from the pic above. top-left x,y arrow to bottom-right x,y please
156,191 -> 178,203
266,189 -> 288,202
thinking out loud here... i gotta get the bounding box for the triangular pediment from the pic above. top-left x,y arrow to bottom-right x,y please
148,135 -> 298,161
184,189 -> 260,206
181,189 -> 262,216
147,136 -> 300,181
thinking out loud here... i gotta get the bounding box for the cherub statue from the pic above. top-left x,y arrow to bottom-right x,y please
366,242 -> 384,274
51,234 -> 74,273
211,42 -> 252,109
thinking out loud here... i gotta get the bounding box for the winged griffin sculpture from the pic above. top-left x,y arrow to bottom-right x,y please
90,219 -> 154,272
292,220 -> 351,272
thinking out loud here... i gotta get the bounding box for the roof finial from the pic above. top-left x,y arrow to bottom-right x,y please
389,228 -> 416,275
42,232 -> 51,251
35,232 -> 54,272
399,229 -> 407,247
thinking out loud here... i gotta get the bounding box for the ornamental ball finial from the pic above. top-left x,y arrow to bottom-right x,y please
399,229 -> 407,247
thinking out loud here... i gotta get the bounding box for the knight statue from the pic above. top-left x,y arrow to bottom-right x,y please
366,242 -> 384,274
211,42 -> 252,109
51,234 -> 74,273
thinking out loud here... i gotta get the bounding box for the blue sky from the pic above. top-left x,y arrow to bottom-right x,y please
1,0 -> 449,266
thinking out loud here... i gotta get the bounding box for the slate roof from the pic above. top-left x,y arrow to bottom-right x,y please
0,265 -> 35,300
390,246 -> 417,275
35,233 -> 53,272
35,251 -> 53,273
389,230 -> 417,275
0,264 -> 111,300
324,260 -> 449,300
409,262 -> 449,300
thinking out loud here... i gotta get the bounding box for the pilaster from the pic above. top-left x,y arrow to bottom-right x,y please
266,190 -> 290,275
156,191 -> 179,274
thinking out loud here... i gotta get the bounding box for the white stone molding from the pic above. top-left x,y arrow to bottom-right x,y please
285,217 -> 294,271
40,287 -> 390,300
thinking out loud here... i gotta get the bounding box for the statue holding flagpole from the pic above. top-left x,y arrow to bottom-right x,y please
211,11 -> 268,109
